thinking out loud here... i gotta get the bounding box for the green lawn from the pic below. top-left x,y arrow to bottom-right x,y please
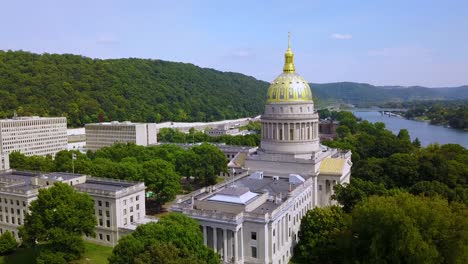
0,242 -> 113,264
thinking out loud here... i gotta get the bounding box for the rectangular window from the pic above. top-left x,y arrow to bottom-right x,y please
130,215 -> 133,222
106,235 -> 110,241
123,199 -> 127,205
130,206 -> 133,213
99,210 -> 102,216
23,201 -> 26,207
99,233 -> 103,240
16,200 -> 19,206
106,220 -> 110,227
290,129 -> 294,140
251,246 -> 257,258
105,201 -> 109,207
136,204 -> 139,210
106,211 -> 110,217
136,195 -> 139,201
251,232 -> 257,240
99,219 -> 103,226
123,209 -> 127,215
124,218 -> 127,225
98,201 -> 102,207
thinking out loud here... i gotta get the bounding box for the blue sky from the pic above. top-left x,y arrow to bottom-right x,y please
1,0 -> 467,87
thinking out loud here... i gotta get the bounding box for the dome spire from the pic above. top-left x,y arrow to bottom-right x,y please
283,32 -> 295,73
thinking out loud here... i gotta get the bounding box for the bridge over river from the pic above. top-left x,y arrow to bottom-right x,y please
350,108 -> 408,112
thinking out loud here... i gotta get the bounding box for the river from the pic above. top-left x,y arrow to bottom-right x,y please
353,111 -> 468,148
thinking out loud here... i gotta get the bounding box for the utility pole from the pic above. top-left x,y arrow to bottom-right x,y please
72,153 -> 77,173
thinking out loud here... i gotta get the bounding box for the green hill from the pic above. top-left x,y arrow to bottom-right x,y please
0,50 -> 466,126
0,50 -> 269,127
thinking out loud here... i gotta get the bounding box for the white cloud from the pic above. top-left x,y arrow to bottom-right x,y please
230,49 -> 255,59
96,35 -> 119,45
331,33 -> 352,40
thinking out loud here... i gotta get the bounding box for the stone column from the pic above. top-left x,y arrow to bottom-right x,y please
213,227 -> 217,253
203,225 -> 207,245
281,123 -> 285,141
233,230 -> 238,263
223,229 -> 228,262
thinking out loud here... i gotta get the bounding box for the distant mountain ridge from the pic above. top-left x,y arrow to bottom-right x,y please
0,50 -> 466,126
311,82 -> 468,106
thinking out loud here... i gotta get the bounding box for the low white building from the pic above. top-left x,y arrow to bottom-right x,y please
0,116 -> 68,157
0,154 -> 151,246
85,121 -> 157,151
206,124 -> 240,137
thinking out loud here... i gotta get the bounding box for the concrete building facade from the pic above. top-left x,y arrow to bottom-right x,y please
85,121 -> 157,151
0,155 -> 149,246
0,116 -> 67,157
172,36 -> 352,264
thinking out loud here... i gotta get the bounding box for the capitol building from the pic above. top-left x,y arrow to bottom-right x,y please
172,35 -> 352,264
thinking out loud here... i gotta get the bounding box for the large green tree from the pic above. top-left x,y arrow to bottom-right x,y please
109,213 -> 219,264
0,231 -> 18,255
292,206 -> 348,263
348,193 -> 467,264
142,159 -> 181,208
19,182 -> 96,263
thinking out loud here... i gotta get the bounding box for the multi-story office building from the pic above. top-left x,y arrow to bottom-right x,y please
172,36 -> 352,264
85,121 -> 157,151
0,116 -> 67,157
0,155 -> 149,246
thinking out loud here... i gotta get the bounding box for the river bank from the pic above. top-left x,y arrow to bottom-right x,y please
353,111 -> 468,148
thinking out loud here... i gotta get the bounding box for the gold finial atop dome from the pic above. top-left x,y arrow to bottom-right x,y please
266,33 -> 313,103
283,32 -> 295,73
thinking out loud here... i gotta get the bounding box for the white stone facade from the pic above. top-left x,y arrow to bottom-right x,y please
85,121 -> 157,151
0,159 -> 147,246
172,38 -> 352,264
0,116 -> 67,157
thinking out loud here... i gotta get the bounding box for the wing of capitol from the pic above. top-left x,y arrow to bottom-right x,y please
171,35 -> 352,264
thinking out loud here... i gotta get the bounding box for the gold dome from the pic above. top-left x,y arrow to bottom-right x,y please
266,33 -> 313,103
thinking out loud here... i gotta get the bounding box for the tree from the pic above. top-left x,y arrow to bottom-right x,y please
19,182 -> 96,262
292,206 -> 348,264
0,231 -> 18,255
109,213 -> 219,264
332,178 -> 387,213
142,159 -> 181,209
191,143 -> 228,185
384,153 -> 419,187
348,193 -> 468,264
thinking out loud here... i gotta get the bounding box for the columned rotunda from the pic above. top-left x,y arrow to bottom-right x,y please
260,34 -> 320,155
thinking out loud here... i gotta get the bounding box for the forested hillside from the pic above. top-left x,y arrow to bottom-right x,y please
313,82 -> 468,106
1,50 -> 466,127
0,50 -> 269,126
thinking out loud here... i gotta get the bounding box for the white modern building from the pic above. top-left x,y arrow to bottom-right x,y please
85,121 -> 157,151
172,36 -> 352,264
206,124 -> 240,137
0,116 -> 68,157
0,154 -> 150,246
